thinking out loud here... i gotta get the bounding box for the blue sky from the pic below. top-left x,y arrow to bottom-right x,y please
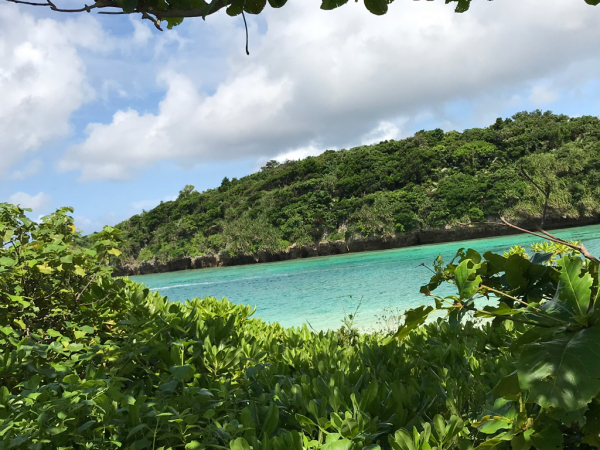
3,0 -> 600,233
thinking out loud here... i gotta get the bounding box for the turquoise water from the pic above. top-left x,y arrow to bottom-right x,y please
131,225 -> 600,331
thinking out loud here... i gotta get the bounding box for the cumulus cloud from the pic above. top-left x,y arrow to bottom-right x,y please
0,4 -> 113,175
8,191 -> 51,211
60,0 -> 600,180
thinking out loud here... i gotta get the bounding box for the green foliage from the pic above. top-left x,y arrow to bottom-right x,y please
5,203 -> 600,449
115,111 -> 600,265
404,237 -> 600,448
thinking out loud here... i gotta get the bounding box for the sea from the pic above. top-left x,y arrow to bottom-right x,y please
130,224 -> 600,331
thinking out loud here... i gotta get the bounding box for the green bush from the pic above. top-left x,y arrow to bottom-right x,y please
2,203 -> 600,449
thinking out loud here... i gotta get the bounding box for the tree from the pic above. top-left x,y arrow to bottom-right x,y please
7,0 -> 600,32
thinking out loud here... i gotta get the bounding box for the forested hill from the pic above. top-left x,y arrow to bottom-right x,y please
115,111 -> 600,264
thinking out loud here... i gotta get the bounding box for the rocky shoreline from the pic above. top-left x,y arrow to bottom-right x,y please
112,215 -> 600,277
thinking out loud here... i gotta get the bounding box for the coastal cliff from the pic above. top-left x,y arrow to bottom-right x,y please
112,215 -> 599,276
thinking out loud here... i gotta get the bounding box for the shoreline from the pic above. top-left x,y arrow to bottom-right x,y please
112,215 -> 600,277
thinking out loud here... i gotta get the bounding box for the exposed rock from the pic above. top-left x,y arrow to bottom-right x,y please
111,215 -> 600,277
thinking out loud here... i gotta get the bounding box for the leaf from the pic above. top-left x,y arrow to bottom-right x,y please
454,259 -> 481,300
260,403 -> 279,437
127,424 -> 147,439
230,437 -> 251,450
558,256 -> 593,323
267,0 -> 286,7
473,432 -> 511,449
186,442 -> 202,450
0,256 -> 16,267
491,371 -> 520,400
244,0 -> 267,14
107,248 -> 122,257
158,379 -> 179,392
385,305 -> 435,343
518,325 -> 600,411
320,0 -> 348,10
74,265 -> 86,276
170,365 -> 194,382
37,263 -> 53,274
322,438 -> 353,450
364,0 -> 387,15
530,423 -> 563,450
122,0 -> 137,12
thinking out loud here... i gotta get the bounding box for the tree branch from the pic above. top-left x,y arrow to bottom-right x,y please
499,216 -> 598,262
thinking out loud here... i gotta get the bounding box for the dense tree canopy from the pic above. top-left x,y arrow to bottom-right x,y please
111,110 -> 600,264
6,0 -> 600,30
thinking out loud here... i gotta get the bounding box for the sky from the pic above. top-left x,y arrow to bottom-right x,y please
2,0 -> 600,233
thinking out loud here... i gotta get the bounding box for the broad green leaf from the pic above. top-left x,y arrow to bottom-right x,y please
454,259 -> 481,300
230,437 -> 251,450
127,424 -> 147,439
186,442 -> 202,450
364,0 -> 387,15
530,423 -> 563,450
322,438 -> 353,450
491,371 -> 520,400
74,265 -> 86,276
0,256 -> 16,267
518,325 -> 600,411
267,0 -> 286,7
169,365 -> 194,382
558,256 -> 593,322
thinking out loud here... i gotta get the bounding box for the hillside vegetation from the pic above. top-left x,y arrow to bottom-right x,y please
3,203 -> 600,449
115,111 -> 600,264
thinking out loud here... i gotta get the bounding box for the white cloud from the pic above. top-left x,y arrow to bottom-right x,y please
0,4 -> 111,175
529,85 -> 558,104
273,144 -> 328,163
9,159 -> 43,180
60,0 -> 600,180
361,121 -> 402,145
8,191 -> 51,211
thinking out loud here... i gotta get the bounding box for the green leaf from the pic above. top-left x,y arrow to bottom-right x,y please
267,0 -> 286,7
107,248 -> 122,257
159,379 -> 179,392
320,0 -> 348,10
122,0 -> 137,12
558,256 -> 593,323
322,438 -> 353,450
364,0 -> 387,14
170,365 -> 194,382
244,0 -> 267,14
454,259 -> 481,300
127,424 -> 147,439
530,423 -> 563,450
0,256 -> 16,267
385,305 -> 434,343
74,265 -> 86,276
186,442 -> 202,450
230,437 -> 251,450
473,432 -> 511,449
518,325 -> 600,411
260,402 -> 279,437
491,371 -> 520,400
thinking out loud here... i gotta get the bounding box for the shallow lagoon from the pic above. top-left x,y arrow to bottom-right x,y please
131,224 -> 600,331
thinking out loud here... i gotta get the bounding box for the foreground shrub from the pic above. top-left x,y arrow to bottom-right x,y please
1,203 -> 599,449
